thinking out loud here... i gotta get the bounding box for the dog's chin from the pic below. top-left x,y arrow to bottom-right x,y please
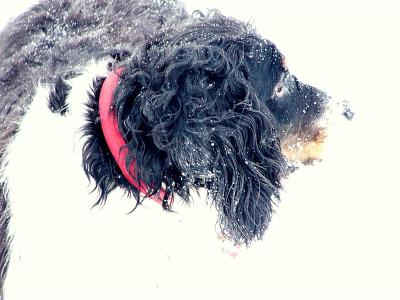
281,127 -> 327,165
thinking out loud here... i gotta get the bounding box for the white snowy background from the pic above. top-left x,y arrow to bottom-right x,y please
1,0 -> 399,299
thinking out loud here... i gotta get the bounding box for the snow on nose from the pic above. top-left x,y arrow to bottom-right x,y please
341,100 -> 355,120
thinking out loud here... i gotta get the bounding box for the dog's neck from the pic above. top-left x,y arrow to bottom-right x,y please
98,67 -> 172,208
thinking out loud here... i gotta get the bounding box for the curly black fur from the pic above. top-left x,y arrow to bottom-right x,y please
0,0 -> 341,295
48,75 -> 71,115
85,14 -> 288,244
82,77 -> 140,208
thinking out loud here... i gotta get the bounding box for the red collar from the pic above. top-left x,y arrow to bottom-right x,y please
98,68 -> 171,208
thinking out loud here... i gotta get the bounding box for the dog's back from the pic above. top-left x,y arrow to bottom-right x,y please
0,0 -> 187,152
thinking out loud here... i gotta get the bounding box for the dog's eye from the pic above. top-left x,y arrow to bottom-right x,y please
273,82 -> 285,98
273,73 -> 288,98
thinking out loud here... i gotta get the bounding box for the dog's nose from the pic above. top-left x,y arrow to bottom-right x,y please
341,100 -> 354,120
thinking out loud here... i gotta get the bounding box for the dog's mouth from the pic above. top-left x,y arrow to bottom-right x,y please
281,127 -> 328,165
281,99 -> 354,165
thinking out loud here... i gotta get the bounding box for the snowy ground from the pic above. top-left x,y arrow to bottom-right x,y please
1,1 -> 399,299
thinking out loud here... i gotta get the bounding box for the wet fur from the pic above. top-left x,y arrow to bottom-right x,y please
0,0 -> 332,297
83,18 -> 288,244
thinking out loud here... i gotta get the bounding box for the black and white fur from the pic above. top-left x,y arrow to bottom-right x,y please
0,0 -> 351,298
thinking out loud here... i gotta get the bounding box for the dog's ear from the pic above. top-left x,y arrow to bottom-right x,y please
203,39 -> 287,244
111,35 -> 287,243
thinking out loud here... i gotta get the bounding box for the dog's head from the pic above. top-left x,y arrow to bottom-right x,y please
84,12 -> 351,244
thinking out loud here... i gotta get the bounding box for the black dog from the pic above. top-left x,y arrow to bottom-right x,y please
0,0 -> 352,297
